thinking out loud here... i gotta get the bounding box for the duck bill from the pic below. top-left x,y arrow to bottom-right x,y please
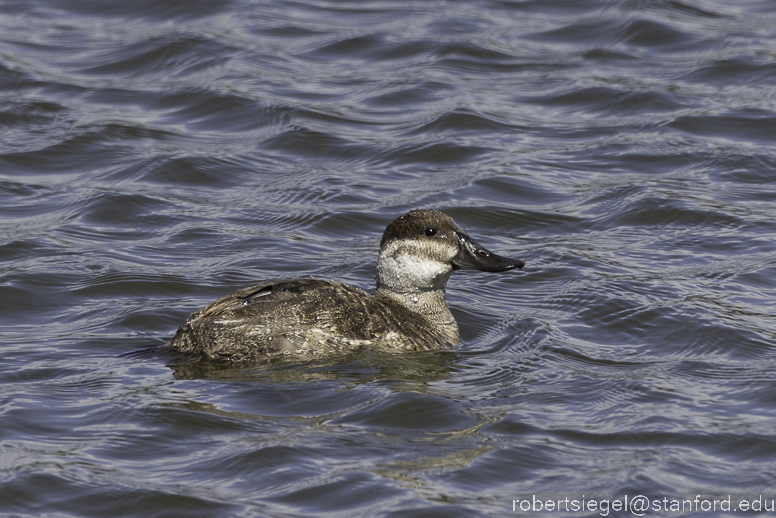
452,232 -> 525,272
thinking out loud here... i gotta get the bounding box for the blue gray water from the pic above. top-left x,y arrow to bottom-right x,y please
2,0 -> 776,516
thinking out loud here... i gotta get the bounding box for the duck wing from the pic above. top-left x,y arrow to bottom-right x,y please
167,278 -> 376,360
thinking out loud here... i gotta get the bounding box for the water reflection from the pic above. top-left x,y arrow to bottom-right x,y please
168,349 -> 457,387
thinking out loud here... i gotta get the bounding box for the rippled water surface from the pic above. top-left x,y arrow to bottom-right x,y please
2,0 -> 776,516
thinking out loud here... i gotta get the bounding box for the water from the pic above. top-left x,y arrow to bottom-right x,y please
2,0 -> 776,516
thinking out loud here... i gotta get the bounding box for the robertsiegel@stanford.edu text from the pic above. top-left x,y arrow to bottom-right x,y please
512,494 -> 775,515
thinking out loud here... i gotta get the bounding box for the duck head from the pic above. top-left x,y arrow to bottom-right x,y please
376,209 -> 524,294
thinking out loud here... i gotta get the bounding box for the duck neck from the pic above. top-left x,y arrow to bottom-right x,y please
375,287 -> 459,346
375,287 -> 455,324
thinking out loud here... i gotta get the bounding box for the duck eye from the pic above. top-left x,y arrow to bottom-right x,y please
424,228 -> 437,237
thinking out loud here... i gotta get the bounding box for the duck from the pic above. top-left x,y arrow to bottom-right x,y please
166,209 -> 524,361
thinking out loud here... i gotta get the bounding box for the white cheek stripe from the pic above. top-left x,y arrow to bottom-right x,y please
378,240 -> 452,287
388,253 -> 448,279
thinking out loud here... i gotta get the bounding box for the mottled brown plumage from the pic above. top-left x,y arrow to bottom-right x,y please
167,209 -> 524,361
